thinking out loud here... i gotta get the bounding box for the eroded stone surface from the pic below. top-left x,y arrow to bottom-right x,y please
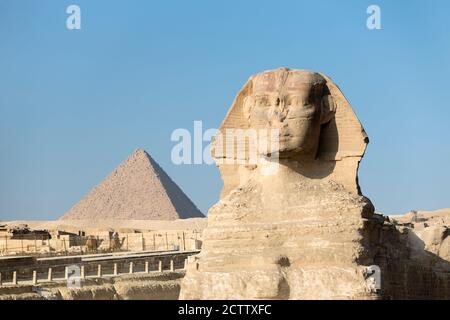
181,68 -> 450,300
181,68 -> 379,299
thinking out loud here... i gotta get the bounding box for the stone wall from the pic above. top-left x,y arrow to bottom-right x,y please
0,230 -> 201,256
0,272 -> 185,300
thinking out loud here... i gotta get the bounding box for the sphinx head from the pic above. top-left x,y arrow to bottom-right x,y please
214,67 -> 368,197
242,68 -> 336,159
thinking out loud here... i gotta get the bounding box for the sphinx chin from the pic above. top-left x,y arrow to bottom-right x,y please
259,142 -> 311,157
271,146 -> 316,160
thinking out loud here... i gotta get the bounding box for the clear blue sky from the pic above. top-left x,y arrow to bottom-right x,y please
1,0 -> 449,220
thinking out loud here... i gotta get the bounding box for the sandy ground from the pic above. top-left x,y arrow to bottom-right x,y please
4,208 -> 450,233
0,218 -> 207,233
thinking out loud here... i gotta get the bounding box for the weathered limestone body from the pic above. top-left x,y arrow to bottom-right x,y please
379,210 -> 450,299
181,68 -> 378,299
180,68 -> 450,300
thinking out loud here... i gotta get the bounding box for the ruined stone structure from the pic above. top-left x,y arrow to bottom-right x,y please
180,68 -> 450,299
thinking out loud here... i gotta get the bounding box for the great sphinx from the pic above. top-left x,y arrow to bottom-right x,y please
180,68 -> 450,299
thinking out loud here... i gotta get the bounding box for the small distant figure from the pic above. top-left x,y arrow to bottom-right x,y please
85,235 -> 99,253
111,231 -> 121,251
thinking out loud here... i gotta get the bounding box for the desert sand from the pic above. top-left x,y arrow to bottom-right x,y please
2,218 -> 207,234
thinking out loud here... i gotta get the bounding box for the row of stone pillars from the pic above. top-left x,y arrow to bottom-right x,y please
0,258 -> 188,286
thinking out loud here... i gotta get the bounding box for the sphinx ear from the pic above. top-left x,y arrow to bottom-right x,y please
320,94 -> 337,124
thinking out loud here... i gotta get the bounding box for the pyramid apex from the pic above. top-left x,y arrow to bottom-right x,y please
130,148 -> 151,159
134,148 -> 147,154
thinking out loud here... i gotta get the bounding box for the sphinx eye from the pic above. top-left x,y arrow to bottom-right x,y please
255,96 -> 268,107
287,97 -> 297,105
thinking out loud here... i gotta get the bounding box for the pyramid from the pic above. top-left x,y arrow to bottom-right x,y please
60,149 -> 204,220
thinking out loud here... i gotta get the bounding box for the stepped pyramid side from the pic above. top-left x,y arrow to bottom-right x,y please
60,149 -> 204,220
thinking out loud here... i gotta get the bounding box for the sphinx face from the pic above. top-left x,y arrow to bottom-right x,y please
243,69 -> 327,158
